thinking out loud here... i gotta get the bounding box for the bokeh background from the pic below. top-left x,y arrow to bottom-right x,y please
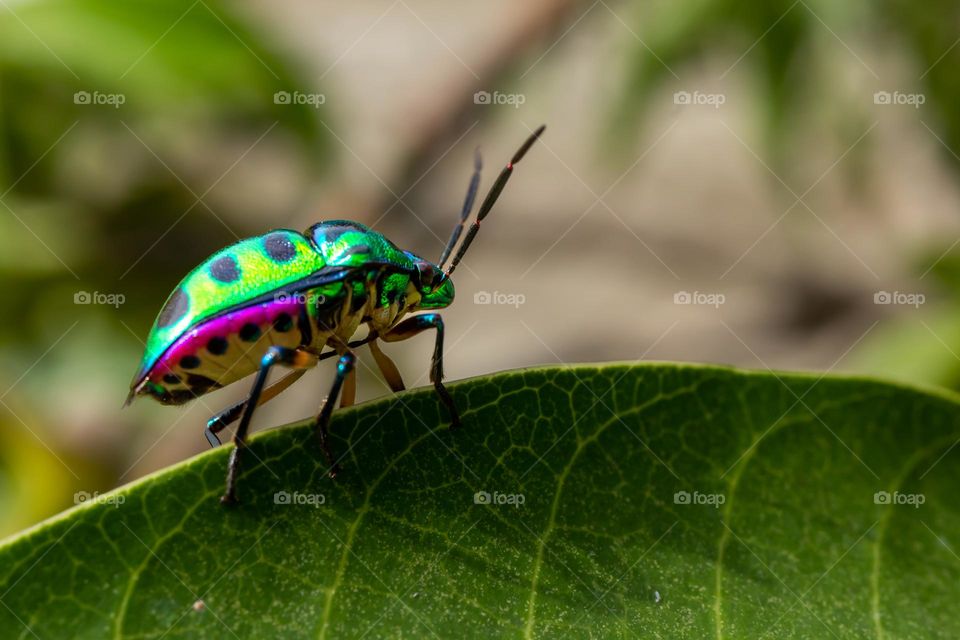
2,0 -> 959,536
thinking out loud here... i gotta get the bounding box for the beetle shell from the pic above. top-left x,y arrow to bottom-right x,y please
128,220 -> 451,405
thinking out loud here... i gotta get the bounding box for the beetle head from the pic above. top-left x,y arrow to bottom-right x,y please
411,258 -> 454,309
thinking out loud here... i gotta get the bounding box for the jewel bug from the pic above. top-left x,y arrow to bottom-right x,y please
127,125 -> 546,504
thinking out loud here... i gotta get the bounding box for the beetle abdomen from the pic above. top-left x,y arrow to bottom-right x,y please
142,297 -> 309,405
135,229 -> 326,388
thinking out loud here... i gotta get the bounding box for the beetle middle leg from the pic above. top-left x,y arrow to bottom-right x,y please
221,346 -> 316,505
314,350 -> 356,478
380,313 -> 461,430
339,367 -> 357,408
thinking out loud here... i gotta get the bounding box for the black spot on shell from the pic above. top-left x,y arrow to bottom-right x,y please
186,374 -> 221,394
263,233 -> 297,263
209,255 -> 240,283
273,313 -> 293,332
239,323 -> 261,342
163,373 -> 181,385
179,355 -> 201,370
157,288 -> 188,329
164,389 -> 197,405
206,336 -> 229,355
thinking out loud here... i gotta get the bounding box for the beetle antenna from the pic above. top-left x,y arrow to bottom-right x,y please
444,124 -> 545,276
438,147 -> 482,268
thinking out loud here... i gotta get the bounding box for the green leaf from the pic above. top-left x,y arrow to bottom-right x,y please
0,364 -> 957,638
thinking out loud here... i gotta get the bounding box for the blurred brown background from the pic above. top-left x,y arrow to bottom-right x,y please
2,0 -> 959,536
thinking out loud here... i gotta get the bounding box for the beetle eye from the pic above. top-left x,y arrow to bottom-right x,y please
417,263 -> 437,289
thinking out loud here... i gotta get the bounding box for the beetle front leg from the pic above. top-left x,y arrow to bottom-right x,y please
368,338 -> 406,392
221,347 -> 315,506
381,313 -> 461,430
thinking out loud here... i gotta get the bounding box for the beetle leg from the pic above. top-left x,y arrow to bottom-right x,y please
315,351 -> 356,478
380,314 -> 460,430
339,367 -> 357,408
368,338 -> 406,392
221,346 -> 316,506
205,369 -> 308,447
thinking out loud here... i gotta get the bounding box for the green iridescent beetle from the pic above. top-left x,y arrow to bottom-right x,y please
127,126 -> 545,504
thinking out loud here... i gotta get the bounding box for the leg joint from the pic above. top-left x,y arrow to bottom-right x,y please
337,352 -> 356,373
260,346 -> 285,368
417,313 -> 442,328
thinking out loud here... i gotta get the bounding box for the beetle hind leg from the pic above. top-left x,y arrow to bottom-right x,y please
205,369 -> 307,448
220,347 -> 316,506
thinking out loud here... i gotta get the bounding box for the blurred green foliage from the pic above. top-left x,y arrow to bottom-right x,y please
0,0 -> 331,536
616,0 -> 960,176
617,0 -> 826,167
881,0 -> 960,165
616,0 -> 960,395
851,253 -> 960,390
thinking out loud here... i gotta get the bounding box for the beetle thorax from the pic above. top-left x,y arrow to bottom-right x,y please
302,272 -> 422,352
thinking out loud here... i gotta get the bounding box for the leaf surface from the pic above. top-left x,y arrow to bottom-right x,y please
0,364 -> 957,639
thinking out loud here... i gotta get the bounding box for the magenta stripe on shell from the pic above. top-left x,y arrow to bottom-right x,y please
147,299 -> 304,381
